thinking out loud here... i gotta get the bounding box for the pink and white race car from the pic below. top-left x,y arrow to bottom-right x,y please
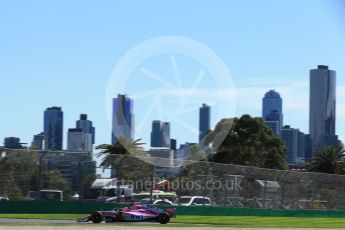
77,204 -> 176,224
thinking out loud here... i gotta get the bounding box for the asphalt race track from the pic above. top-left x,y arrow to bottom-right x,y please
0,218 -> 75,224
0,219 -> 340,230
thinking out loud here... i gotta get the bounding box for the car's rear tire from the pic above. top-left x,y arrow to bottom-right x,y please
91,211 -> 103,224
157,212 -> 170,224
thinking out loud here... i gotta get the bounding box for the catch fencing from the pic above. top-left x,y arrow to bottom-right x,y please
2,152 -> 345,211
101,155 -> 345,210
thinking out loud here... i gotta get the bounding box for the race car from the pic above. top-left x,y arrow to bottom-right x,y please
77,204 -> 176,224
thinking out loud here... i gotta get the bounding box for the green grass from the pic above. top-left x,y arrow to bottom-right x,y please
172,216 -> 345,228
2,214 -> 345,228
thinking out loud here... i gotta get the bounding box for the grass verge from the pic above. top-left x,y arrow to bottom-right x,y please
172,216 -> 345,228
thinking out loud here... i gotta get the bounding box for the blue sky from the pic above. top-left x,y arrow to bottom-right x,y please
1,0 -> 345,154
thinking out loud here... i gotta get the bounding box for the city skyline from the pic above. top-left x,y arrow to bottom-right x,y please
2,71 -> 343,152
1,1 -> 345,150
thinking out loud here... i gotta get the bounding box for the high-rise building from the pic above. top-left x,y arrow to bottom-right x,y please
297,131 -> 306,164
281,125 -> 298,165
150,120 -> 170,148
199,103 -> 211,146
67,129 -> 83,151
262,90 -> 283,117
112,94 -> 134,144
4,137 -> 22,149
262,90 -> 283,134
44,107 -> 63,150
281,125 -> 306,165
151,120 -> 162,147
31,132 -> 45,150
67,128 -> 92,151
76,114 -> 95,144
39,150 -> 96,192
304,134 -> 313,162
161,122 -> 170,147
170,139 -> 177,150
148,148 -> 175,176
309,65 -> 339,154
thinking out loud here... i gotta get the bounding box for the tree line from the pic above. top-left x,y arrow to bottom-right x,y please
0,150 -> 71,199
97,114 -> 345,177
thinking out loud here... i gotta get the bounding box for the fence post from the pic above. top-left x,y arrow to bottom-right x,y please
36,162 -> 41,200
202,162 -> 209,206
149,165 -> 154,204
117,165 -> 121,203
279,171 -> 290,209
263,176 -> 267,208
224,174 -> 228,207
78,162 -> 84,201
310,178 -> 315,210
263,171 -> 273,209
178,175 -> 182,206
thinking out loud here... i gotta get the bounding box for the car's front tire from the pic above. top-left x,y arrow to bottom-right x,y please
156,212 -> 170,224
91,211 -> 103,224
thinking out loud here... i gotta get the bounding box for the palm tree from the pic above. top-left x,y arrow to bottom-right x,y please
337,142 -> 345,156
96,137 -> 145,168
95,137 -> 151,180
308,146 -> 345,174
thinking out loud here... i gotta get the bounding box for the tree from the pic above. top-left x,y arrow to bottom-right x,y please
6,150 -> 38,195
187,144 -> 207,161
42,170 -> 71,196
96,137 -> 153,181
307,146 -> 345,174
0,158 -> 22,199
82,174 -> 97,199
0,149 -> 39,199
179,144 -> 208,179
96,137 -> 146,167
338,141 -> 345,156
206,115 -> 287,170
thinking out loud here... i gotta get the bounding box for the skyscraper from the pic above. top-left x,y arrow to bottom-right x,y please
309,65 -> 339,153
199,103 -> 211,146
281,125 -> 298,165
76,114 -> 95,144
161,122 -> 170,147
170,139 -> 177,150
112,94 -> 134,144
151,120 -> 162,147
262,90 -> 283,136
44,107 -> 63,150
150,120 -> 170,148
